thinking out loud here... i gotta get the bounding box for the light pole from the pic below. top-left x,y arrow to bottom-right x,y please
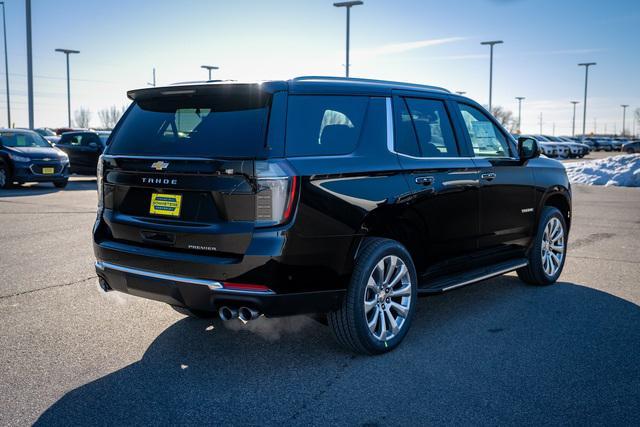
147,67 -> 156,87
0,2 -> 10,127
201,65 -> 219,81
26,0 -> 33,128
55,48 -> 80,128
480,40 -> 503,112
515,97 -> 525,133
570,101 -> 579,137
621,104 -> 629,137
334,1 -> 363,78
539,112 -> 543,134
578,62 -> 596,137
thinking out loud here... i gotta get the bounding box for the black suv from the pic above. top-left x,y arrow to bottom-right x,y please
0,129 -> 70,188
55,131 -> 107,175
93,77 -> 571,354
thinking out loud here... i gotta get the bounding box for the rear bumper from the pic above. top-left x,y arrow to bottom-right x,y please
95,260 -> 345,316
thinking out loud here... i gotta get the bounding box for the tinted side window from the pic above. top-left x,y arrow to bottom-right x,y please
394,98 -> 458,157
285,95 -> 368,157
394,98 -> 420,157
457,104 -> 511,158
405,98 -> 458,157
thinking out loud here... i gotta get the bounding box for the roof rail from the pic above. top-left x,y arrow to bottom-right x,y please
292,76 -> 450,93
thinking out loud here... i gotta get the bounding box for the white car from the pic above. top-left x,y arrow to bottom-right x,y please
543,135 -> 582,158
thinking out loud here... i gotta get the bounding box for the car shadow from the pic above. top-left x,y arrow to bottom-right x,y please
0,179 -> 96,197
36,276 -> 640,425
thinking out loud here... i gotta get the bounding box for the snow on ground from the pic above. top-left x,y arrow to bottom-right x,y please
564,154 -> 640,187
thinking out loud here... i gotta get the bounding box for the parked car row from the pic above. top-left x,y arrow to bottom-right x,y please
581,136 -> 636,152
0,128 -> 111,188
514,134 -> 590,159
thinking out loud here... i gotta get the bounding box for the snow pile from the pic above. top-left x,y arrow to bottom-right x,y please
564,154 -> 640,187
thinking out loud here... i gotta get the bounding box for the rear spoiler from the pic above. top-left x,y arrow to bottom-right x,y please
127,81 -> 287,101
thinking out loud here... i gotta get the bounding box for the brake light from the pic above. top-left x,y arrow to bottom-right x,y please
222,282 -> 273,293
255,160 -> 298,227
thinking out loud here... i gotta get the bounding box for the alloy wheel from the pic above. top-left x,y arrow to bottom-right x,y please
541,217 -> 565,277
0,167 -> 6,187
363,255 -> 412,342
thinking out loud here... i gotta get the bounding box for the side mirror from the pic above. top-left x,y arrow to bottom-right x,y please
518,137 -> 539,161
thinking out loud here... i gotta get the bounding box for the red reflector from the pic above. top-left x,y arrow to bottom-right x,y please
283,175 -> 298,220
222,282 -> 272,292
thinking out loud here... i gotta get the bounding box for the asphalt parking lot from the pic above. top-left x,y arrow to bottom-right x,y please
1,167 -> 639,425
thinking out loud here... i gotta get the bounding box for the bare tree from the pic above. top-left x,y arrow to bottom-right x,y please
97,105 -> 125,129
73,107 -> 92,128
491,105 -> 515,131
635,107 -> 640,136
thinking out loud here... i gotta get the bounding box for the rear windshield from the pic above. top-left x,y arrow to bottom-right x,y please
108,92 -> 271,158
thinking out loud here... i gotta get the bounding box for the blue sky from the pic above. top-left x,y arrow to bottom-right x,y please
2,0 -> 639,135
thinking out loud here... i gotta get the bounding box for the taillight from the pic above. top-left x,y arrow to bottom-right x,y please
96,154 -> 104,214
255,160 -> 298,227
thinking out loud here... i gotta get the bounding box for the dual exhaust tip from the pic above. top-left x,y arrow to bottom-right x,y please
218,306 -> 261,322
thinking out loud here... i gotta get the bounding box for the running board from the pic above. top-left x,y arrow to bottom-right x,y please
418,258 -> 528,294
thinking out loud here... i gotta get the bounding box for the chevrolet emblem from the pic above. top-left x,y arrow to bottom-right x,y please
150,161 -> 169,171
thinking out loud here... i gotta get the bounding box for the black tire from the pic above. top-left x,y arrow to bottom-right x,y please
0,162 -> 11,189
627,148 -> 635,154
517,207 -> 567,286
53,179 -> 68,189
328,237 -> 418,355
171,305 -> 218,319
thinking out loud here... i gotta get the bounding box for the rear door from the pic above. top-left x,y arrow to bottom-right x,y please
452,102 -> 535,251
391,94 -> 480,264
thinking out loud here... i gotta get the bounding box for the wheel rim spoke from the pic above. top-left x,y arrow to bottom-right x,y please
389,301 -> 409,317
385,308 -> 399,334
390,283 -> 411,297
383,256 -> 397,285
388,264 -> 408,288
368,306 -> 380,333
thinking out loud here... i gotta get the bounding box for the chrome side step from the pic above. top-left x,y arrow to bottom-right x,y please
418,258 -> 528,294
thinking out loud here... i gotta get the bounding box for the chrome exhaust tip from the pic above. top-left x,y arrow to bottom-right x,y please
218,306 -> 238,321
238,307 -> 261,322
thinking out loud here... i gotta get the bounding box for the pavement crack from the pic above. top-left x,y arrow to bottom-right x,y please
0,275 -> 97,300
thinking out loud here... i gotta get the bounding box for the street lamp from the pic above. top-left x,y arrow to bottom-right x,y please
578,62 -> 596,138
333,1 -> 363,78
55,48 -> 80,127
515,97 -> 525,133
26,0 -> 33,128
0,2 -> 10,127
570,101 -> 580,137
621,104 -> 629,137
201,65 -> 219,81
480,40 -> 503,112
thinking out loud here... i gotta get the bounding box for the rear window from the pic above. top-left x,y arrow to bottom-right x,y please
108,92 -> 271,158
285,95 -> 368,156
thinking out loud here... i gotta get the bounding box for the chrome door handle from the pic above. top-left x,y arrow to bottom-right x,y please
480,172 -> 496,181
415,176 -> 434,186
